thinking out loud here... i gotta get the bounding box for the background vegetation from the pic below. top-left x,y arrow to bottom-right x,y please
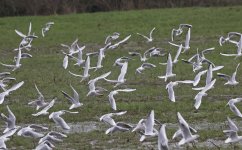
1,0 -> 242,16
1,5 -> 242,150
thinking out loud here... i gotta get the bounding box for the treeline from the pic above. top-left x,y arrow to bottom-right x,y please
1,0 -> 242,16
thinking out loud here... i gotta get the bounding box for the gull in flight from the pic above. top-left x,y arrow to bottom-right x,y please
69,56 -> 91,82
166,81 -> 179,102
32,98 -> 56,116
149,48 -> 166,57
108,35 -> 131,49
129,47 -> 156,62
171,24 -> 192,53
99,111 -> 131,134
217,63 -> 240,85
105,32 -> 120,44
192,64 -> 213,91
15,22 -> 38,50
1,49 -> 22,71
158,124 -> 169,150
49,110 -> 78,130
140,110 -> 158,142
158,53 -> 176,82
0,106 -> 19,134
28,84 -> 49,110
42,22 -> 54,37
219,32 -> 241,46
0,127 -> 19,149
108,88 -> 136,110
113,56 -> 131,67
94,48 -> 105,71
61,84 -> 83,110
136,63 -> 156,74
73,44 -> 86,66
105,62 -> 128,87
87,71 -> 111,96
61,39 -> 79,56
223,117 -> 242,143
194,79 -> 216,110
171,24 -> 192,41
220,34 -> 242,58
137,27 -> 156,42
176,112 -> 199,146
38,131 -> 67,144
178,70 -> 207,87
17,124 -> 48,138
226,98 -> 242,118
0,81 -> 24,104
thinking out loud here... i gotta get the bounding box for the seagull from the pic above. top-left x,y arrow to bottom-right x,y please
69,56 -> 91,82
94,48 -> 105,71
140,110 -> 158,142
194,79 -> 216,109
32,98 -> 56,116
104,62 -> 128,87
108,35 -> 131,49
137,27 -> 155,42
158,124 -> 169,150
49,110 -> 78,130
86,71 -> 111,96
100,111 -> 127,124
113,56 -> 131,67
1,49 -> 22,71
177,70 -> 207,87
219,32 -> 241,46
0,81 -> 24,104
166,81 -> 179,102
0,106 -> 19,134
171,24 -> 192,41
132,119 -> 146,132
223,117 -> 242,143
99,111 -> 131,134
226,98 -> 242,118
149,48 -> 166,57
108,89 -> 136,110
105,32 -> 120,44
129,47 -> 156,62
17,124 -> 48,138
61,84 -> 83,110
176,112 -> 199,146
183,27 -> 191,53
136,63 -> 156,74
0,128 -> 19,150
42,22 -> 54,37
38,131 -> 67,144
35,140 -> 55,150
61,39 -> 79,56
217,63 -> 240,85
158,53 -> 176,82
62,54 -> 69,69
15,22 -> 38,49
28,84 -> 49,110
220,34 -> 242,58
73,44 -> 85,66
192,65 -> 213,91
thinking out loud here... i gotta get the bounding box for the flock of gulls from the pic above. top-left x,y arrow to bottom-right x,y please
0,20 -> 242,150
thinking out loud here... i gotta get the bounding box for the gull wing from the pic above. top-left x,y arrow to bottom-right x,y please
8,81 -> 24,92
117,62 -> 128,82
149,27 -> 156,39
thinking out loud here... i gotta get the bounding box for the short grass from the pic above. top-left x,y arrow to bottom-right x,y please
1,6 -> 242,149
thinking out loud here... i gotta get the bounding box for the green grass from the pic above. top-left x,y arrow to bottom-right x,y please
1,6 -> 242,149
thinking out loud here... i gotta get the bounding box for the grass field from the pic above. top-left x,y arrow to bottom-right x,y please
1,6 -> 242,149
